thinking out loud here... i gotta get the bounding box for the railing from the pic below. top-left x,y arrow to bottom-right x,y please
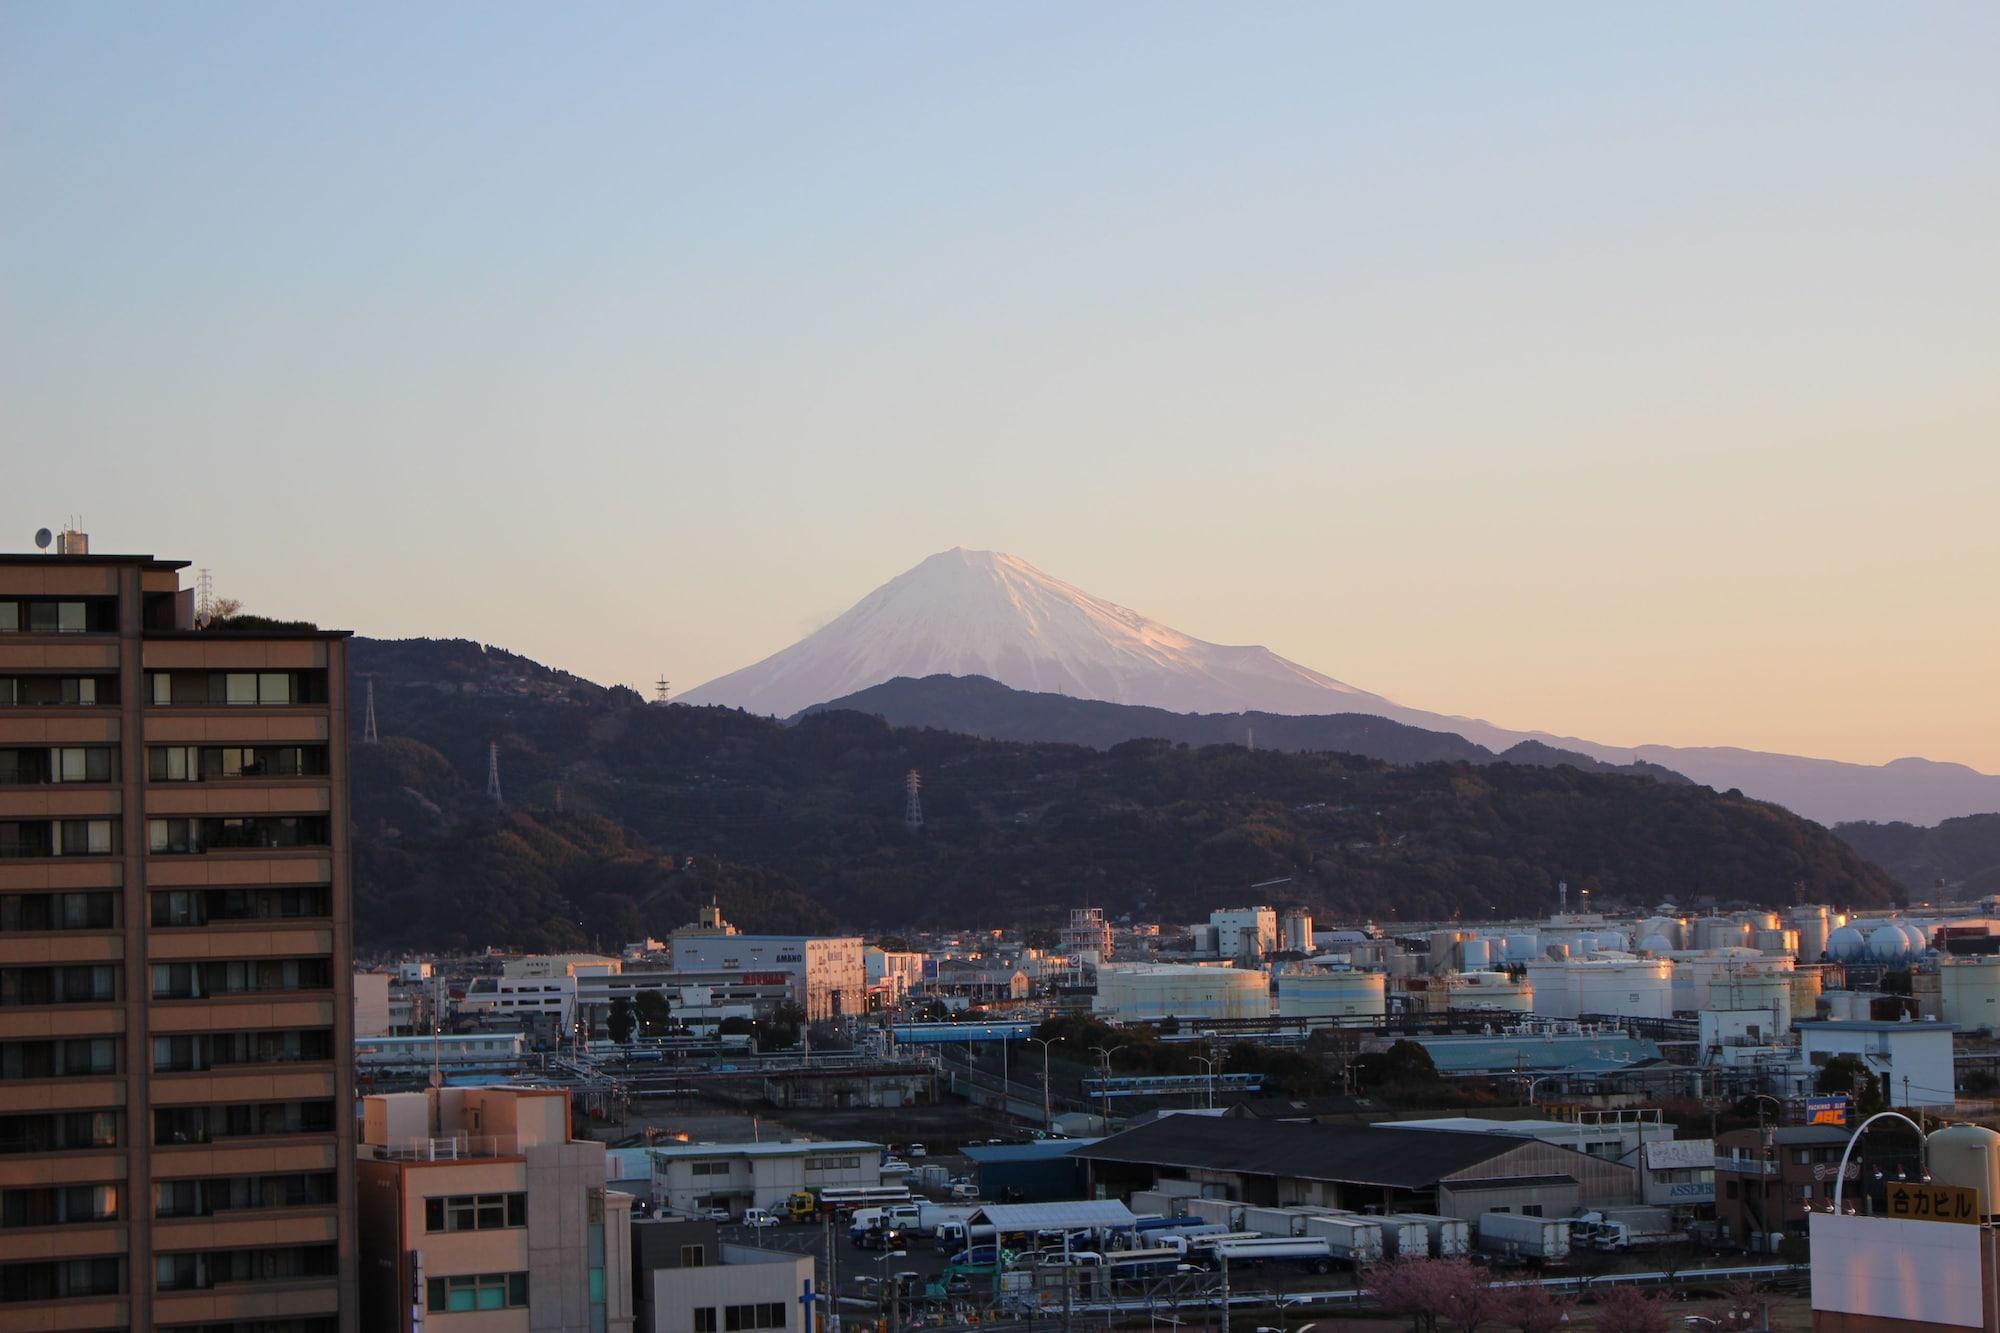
371,1134 -> 519,1161
1712,1155 -> 1780,1176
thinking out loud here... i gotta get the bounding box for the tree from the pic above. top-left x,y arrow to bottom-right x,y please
1493,1281 -> 1572,1333
757,1001 -> 805,1051
1818,1053 -> 1884,1113
1366,1258 -> 1493,1333
633,989 -> 671,1036
1023,926 -> 1060,951
1357,1038 -> 1440,1089
1592,1285 -> 1671,1333
606,996 -> 634,1045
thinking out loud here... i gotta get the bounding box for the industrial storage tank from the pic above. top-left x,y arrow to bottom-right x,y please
1639,933 -> 1676,956
1093,964 -> 1270,1022
1939,957 -> 2000,1034
1789,966 -> 1827,1017
1526,958 -> 1673,1020
1927,1124 -> 2000,1221
1275,968 -> 1386,1019
1695,917 -> 1748,951
1903,922 -> 1933,954
1544,942 -> 1571,961
1460,938 -> 1493,970
1741,911 -> 1782,932
1280,908 -> 1315,955
1753,928 -> 1800,957
1503,933 -> 1541,964
1790,908 -> 1831,962
1868,926 -> 1913,963
1638,917 -> 1684,951
1826,926 -> 1869,963
1447,971 -> 1533,1013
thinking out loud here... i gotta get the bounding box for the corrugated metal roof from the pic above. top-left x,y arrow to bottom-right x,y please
962,1139 -> 1100,1165
1071,1116 -> 1525,1190
969,1201 -> 1137,1231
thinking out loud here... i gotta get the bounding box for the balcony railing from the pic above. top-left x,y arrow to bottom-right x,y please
1712,1155 -> 1781,1176
369,1134 -> 521,1162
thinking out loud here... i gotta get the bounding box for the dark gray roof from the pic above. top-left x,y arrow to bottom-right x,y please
1071,1114 -> 1527,1191
1439,1174 -> 1579,1191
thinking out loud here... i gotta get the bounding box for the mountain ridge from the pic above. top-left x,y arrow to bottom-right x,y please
683,548 -> 2000,825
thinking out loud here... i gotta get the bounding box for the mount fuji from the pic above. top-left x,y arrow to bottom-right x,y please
680,548 -> 2000,826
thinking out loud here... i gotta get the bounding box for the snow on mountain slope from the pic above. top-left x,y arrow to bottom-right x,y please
681,548 -> 2000,825
681,548 -> 1386,719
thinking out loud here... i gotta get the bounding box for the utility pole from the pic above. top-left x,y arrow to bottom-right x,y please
1030,1037 -> 1055,1131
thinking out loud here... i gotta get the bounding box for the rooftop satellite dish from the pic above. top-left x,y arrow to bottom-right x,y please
33,528 -> 52,550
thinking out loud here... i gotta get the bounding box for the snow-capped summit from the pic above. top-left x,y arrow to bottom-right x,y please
679,547 -> 1385,720
680,547 -> 2000,826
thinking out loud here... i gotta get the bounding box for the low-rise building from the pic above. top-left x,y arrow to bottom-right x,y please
670,932 -> 866,1020
462,973 -> 579,1029
357,1086 -> 634,1332
1797,1019 -> 1958,1110
630,1219 -> 813,1333
648,1141 -> 884,1217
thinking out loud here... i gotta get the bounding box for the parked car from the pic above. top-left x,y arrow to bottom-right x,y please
743,1209 -> 779,1228
907,1144 -> 928,1158
949,1183 -> 979,1202
704,1207 -> 733,1224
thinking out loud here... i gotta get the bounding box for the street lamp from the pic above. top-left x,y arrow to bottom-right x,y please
1832,1111 -> 1928,1215
1027,1036 -> 1056,1131
1191,1055 -> 1219,1110
1090,1045 -> 1127,1129
872,1251 -> 908,1333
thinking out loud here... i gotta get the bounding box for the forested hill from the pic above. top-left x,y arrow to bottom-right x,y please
348,637 -> 1902,952
1835,814 -> 2000,900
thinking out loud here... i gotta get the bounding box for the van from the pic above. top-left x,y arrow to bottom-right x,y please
743,1209 -> 779,1229
949,1183 -> 979,1202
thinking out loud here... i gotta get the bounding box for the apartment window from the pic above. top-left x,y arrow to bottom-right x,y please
149,744 -> 323,782
60,820 -> 113,855
725,1303 -> 787,1330
0,1183 -> 120,1228
152,957 -> 333,999
0,600 -> 112,634
0,748 -> 115,784
0,966 -> 117,1006
0,892 -> 115,931
691,1160 -> 731,1176
1,821 -> 115,858
0,1257 -> 122,1302
1798,1184 -> 1814,1200
1792,1149 -> 1810,1166
0,676 -> 104,707
146,670 -> 327,707
695,1310 -> 718,1333
153,1029 -> 334,1072
679,1245 -> 707,1268
423,1192 -> 527,1232
149,815 -> 328,854
155,1172 -> 336,1218
426,1272 -> 529,1313
150,885 -> 331,927
0,1111 -> 120,1155
0,1038 -> 118,1079
153,1100 -> 335,1146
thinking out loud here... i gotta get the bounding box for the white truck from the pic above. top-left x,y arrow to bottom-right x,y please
1300,1214 -> 1385,1265
1381,1213 -> 1470,1259
1242,1205 -> 1329,1238
1364,1215 -> 1432,1260
1475,1213 -> 1570,1264
1205,1236 -> 1336,1275
1182,1198 -> 1244,1230
1574,1206 -> 1676,1251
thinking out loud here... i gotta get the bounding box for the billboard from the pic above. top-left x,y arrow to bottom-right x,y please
1805,1095 -> 1849,1126
1810,1213 -> 1986,1327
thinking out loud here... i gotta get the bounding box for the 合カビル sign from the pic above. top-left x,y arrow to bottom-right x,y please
1885,1181 -> 1981,1225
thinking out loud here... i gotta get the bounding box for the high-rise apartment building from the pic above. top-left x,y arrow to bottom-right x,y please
0,543 -> 355,1332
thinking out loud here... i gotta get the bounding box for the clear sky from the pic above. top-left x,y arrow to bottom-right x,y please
4,4 -> 1995,771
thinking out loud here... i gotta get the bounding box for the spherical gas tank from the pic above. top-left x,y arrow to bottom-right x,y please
1927,1124 -> 2000,1220
1903,923 -> 1931,954
1868,926 -> 1910,963
1826,926 -> 1868,963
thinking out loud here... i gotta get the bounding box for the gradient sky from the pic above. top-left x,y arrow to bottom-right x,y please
4,4 -> 1995,771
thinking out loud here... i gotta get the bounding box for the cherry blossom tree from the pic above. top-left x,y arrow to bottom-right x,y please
1593,1284 -> 1672,1333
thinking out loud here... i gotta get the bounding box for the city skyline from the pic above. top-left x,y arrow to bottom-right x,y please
4,4 -> 1995,772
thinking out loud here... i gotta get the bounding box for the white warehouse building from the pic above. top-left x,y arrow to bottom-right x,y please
1094,963 -> 1269,1022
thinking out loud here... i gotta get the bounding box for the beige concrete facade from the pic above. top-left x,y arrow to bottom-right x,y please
358,1087 -> 635,1333
0,551 -> 355,1332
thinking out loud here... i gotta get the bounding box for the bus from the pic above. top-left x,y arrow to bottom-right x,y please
814,1186 -> 913,1216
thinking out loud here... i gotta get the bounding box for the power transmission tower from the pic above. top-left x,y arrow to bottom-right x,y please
486,742 -> 503,807
904,770 -> 923,830
654,676 -> 671,705
362,678 -> 379,744
195,568 -> 215,626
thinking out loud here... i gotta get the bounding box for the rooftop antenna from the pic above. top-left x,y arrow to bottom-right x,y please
361,678 -> 380,744
486,741 -> 503,808
1558,880 -> 1568,915
33,528 -> 52,552
654,676 -> 671,705
904,769 -> 923,830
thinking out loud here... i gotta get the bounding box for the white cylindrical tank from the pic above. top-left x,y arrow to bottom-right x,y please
1093,964 -> 1270,1021
1790,967 -> 1827,1017
1827,926 -> 1869,963
1939,957 -> 2000,1034
1281,909 -> 1315,955
1503,933 -> 1540,964
1275,969 -> 1386,1019
1790,909 -> 1831,962
1545,942 -> 1571,961
1753,929 -> 1799,957
1527,958 -> 1673,1020
1447,971 -> 1534,1013
1638,917 -> 1683,951
1695,917 -> 1747,951
1927,1124 -> 2000,1219
1741,911 -> 1781,932
1460,938 -> 1492,970
1639,934 -> 1675,956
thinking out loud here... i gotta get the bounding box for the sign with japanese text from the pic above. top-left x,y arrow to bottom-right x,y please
1805,1095 -> 1850,1126
1885,1181 -> 1981,1225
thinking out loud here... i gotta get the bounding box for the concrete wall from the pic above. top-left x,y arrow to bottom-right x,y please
641,1249 -> 813,1333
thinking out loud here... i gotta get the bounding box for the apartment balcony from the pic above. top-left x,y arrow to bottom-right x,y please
1713,1155 -> 1781,1176
0,860 -> 121,893
148,996 -> 335,1034
0,1220 -> 129,1264
0,1076 -> 124,1115
0,714 -> 120,747
146,925 -> 333,961
0,1151 -> 126,1190
0,1003 -> 125,1042
143,854 -> 333,889
0,642 -> 120,672
146,786 -> 331,818
0,1294 -> 129,1332
0,932 -> 122,967
0,789 -> 121,820
150,1276 -> 341,1326
148,1067 -> 338,1106
153,1207 -> 340,1252
149,1138 -> 338,1180
143,712 -> 331,745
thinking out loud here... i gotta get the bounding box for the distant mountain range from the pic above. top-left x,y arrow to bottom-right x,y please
803,674 -> 1690,785
684,548 -> 2000,826
1834,814 -> 2000,902
347,637 -> 1903,946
